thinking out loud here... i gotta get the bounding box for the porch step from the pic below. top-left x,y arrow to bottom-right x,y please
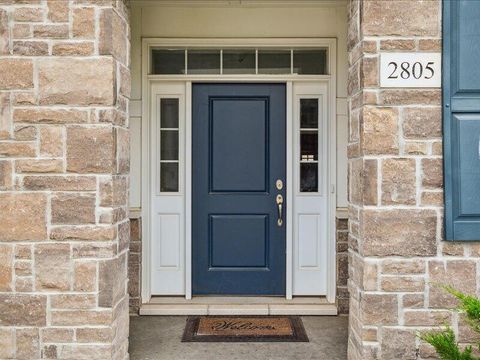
139,297 -> 337,315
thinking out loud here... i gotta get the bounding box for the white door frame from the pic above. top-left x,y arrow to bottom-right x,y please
141,38 -> 337,303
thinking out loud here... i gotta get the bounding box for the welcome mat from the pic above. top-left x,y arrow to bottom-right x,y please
182,316 -> 309,342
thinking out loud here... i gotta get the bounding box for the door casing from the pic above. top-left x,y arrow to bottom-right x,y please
141,38 -> 337,302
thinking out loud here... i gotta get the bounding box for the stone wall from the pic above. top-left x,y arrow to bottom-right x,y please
346,1 -> 480,359
337,216 -> 349,315
0,1 -> 131,359
128,217 -> 141,314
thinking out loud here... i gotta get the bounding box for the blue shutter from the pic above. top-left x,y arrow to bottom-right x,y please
444,1 -> 480,240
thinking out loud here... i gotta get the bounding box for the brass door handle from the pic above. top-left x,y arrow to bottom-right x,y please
276,194 -> 283,226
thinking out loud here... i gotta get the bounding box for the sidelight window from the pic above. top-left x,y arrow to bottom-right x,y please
299,98 -> 320,192
159,98 -> 179,192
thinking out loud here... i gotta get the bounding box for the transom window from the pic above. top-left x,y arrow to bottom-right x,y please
151,48 -> 328,75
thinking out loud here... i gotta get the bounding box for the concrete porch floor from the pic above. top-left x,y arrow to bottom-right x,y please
129,316 -> 348,360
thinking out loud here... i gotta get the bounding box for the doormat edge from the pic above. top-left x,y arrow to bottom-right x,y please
181,315 -> 309,342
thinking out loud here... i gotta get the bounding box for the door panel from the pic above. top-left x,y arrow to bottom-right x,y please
457,1 -> 480,92
454,114 -> 480,221
210,214 -> 268,268
192,83 -> 286,295
150,83 -> 186,295
210,99 -> 267,192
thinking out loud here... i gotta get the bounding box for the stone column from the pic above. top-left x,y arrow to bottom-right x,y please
346,1 -> 477,359
0,1 -> 130,358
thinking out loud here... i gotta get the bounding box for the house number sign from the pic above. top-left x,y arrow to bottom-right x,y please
380,53 -> 441,88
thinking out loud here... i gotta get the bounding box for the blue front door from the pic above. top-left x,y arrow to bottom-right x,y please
192,84 -> 286,295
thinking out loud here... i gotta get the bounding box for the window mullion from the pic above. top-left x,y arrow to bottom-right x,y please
220,49 -> 223,75
184,49 -> 188,75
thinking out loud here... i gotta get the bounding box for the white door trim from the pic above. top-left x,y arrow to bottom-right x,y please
286,81 -> 294,299
185,81 -> 192,299
141,38 -> 336,303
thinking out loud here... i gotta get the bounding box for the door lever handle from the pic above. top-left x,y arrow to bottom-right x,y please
276,194 -> 283,226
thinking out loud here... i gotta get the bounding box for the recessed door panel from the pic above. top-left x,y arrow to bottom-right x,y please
454,114 -> 480,217
210,215 -> 268,268
210,99 -> 267,193
157,214 -> 180,268
298,214 -> 320,269
193,83 -> 286,295
458,1 -> 480,92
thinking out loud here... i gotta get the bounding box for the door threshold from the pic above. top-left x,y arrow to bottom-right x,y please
139,296 -> 338,315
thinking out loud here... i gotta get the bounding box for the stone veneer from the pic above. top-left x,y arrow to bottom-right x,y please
347,0 -> 480,358
0,0 -> 131,359
337,216 -> 349,315
128,217 -> 141,314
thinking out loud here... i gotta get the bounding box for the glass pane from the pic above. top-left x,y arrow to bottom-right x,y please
223,49 -> 255,74
301,132 -> 318,161
160,130 -> 178,160
161,98 -> 179,128
300,163 -> 318,192
188,49 -> 220,74
300,99 -> 318,128
293,49 -> 327,75
160,163 -> 178,192
258,50 -> 291,74
151,49 -> 185,74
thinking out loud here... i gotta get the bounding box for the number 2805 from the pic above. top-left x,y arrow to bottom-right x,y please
388,61 -> 435,80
